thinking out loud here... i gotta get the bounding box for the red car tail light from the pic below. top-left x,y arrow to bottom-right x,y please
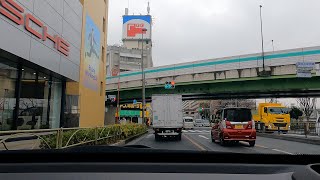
246,120 -> 255,129
226,121 -> 232,129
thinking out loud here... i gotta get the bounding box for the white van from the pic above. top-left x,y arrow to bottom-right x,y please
183,117 -> 194,129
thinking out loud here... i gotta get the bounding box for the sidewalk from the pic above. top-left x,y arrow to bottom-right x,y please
257,132 -> 320,145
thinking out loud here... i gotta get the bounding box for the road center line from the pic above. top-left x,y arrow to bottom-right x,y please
183,134 -> 206,151
198,135 -> 209,140
272,148 -> 293,155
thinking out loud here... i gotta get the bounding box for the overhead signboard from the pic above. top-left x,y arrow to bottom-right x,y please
122,15 -> 151,40
296,62 -> 315,78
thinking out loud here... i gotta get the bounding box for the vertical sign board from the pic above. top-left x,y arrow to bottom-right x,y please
315,64 -> 320,76
122,15 -> 151,40
84,14 -> 101,91
296,62 -> 314,78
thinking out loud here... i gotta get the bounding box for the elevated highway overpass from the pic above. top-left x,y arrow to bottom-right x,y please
106,46 -> 320,103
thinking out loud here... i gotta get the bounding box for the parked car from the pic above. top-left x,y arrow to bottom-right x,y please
202,119 -> 211,127
211,108 -> 256,147
183,117 -> 194,129
194,119 -> 203,127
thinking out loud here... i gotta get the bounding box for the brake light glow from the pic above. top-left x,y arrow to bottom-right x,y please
224,120 -> 232,129
246,120 -> 255,129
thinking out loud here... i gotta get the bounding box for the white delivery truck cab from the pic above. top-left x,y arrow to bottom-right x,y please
152,94 -> 183,141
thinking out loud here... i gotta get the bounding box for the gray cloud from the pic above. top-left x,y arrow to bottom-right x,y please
107,0 -> 320,66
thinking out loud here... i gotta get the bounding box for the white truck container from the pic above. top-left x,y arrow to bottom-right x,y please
152,94 -> 183,141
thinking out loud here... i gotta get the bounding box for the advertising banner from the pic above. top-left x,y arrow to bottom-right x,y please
84,14 -> 101,91
122,15 -> 151,40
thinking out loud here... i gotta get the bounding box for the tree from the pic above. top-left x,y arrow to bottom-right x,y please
289,106 -> 303,121
296,98 -> 316,138
269,98 -> 278,103
297,98 -> 316,121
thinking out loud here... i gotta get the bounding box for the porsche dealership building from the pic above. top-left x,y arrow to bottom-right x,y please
0,0 -> 108,130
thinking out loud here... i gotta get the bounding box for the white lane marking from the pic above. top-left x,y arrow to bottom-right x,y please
272,149 -> 293,155
198,135 -> 209,140
189,130 -> 196,133
146,134 -> 153,138
182,130 -> 187,133
256,144 -> 268,149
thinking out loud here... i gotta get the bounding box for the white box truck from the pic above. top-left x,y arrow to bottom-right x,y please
152,94 -> 183,141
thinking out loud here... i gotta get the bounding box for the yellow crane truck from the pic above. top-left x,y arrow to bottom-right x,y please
253,103 -> 290,133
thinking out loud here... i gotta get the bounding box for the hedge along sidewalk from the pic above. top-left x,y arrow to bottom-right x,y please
257,133 -> 320,145
39,124 -> 148,149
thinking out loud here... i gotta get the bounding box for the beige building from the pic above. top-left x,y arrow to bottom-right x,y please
67,0 -> 108,127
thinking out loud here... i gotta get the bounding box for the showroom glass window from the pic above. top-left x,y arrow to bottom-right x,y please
18,68 -> 62,130
0,59 -> 18,131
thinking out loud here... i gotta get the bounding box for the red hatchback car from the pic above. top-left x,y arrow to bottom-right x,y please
211,108 -> 256,147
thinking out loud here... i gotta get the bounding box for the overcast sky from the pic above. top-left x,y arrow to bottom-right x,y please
107,0 -> 320,67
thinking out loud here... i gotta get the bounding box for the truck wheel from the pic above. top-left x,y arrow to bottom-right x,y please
155,134 -> 160,141
177,134 -> 182,141
249,141 -> 255,147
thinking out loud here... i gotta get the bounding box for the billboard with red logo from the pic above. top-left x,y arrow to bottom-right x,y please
122,15 -> 151,40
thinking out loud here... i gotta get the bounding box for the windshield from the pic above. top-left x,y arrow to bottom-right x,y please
224,109 -> 252,122
268,107 -> 289,114
1,0 -> 320,156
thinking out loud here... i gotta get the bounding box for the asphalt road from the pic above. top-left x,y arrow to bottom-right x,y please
127,127 -> 320,154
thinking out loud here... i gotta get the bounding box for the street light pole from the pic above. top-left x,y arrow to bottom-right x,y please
271,39 -> 274,53
116,64 -> 120,124
141,28 -> 147,124
259,5 -> 265,71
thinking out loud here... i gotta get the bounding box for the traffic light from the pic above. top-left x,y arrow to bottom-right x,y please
170,80 -> 175,89
164,81 -> 175,89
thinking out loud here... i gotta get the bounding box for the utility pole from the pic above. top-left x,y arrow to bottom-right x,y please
116,63 -> 121,124
141,28 -> 147,124
259,5 -> 265,71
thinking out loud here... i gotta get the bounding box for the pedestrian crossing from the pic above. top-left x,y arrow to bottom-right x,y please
182,129 -> 210,133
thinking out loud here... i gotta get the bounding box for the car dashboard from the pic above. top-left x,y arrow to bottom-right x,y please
0,146 -> 319,180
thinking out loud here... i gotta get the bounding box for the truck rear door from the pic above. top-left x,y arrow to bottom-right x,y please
152,96 -> 165,127
165,95 -> 183,127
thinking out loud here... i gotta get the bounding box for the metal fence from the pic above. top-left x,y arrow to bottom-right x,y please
289,122 -> 318,136
0,126 -> 122,150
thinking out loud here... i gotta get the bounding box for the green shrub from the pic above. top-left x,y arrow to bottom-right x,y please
39,124 -> 147,149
